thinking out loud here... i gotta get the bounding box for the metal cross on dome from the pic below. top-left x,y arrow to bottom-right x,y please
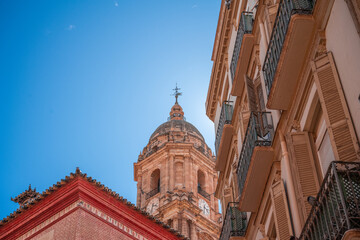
172,84 -> 182,104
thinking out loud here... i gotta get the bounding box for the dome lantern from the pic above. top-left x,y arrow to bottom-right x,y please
169,103 -> 184,120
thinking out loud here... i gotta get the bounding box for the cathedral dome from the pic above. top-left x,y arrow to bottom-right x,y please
149,103 -> 205,142
138,102 -> 213,161
149,119 -> 205,142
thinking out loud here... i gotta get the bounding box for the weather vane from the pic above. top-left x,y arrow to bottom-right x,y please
171,84 -> 182,104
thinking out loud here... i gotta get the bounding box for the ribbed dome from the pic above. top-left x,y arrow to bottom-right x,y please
150,119 -> 205,142
149,102 -> 205,142
138,101 -> 213,162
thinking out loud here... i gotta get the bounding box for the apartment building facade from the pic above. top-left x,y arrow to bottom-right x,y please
206,0 -> 360,239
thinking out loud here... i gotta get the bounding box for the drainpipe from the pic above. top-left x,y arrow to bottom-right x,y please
280,132 -> 302,236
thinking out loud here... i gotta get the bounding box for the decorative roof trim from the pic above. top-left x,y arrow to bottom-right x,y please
0,167 -> 187,239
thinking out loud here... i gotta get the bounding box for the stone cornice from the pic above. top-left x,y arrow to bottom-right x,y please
206,0 -> 235,121
156,198 -> 220,232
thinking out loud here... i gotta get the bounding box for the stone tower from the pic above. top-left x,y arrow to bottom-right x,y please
134,100 -> 221,240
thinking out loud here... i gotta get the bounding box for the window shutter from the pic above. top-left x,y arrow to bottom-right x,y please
270,181 -> 292,239
266,4 -> 279,30
312,52 -> 359,162
286,132 -> 320,222
241,111 -> 250,135
256,81 -> 266,111
244,76 -> 261,136
240,104 -> 250,139
245,75 -> 258,112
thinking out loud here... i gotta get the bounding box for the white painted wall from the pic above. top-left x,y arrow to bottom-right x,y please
326,0 -> 360,140
228,25 -> 238,71
214,101 -> 222,135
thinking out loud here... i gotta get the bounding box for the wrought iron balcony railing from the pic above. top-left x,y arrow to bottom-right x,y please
146,187 -> 160,200
299,161 -> 360,240
215,102 -> 233,155
236,112 -> 274,198
263,0 -> 316,96
230,12 -> 253,81
198,186 -> 211,201
220,202 -> 248,240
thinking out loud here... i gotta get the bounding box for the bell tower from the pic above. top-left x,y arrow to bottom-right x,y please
134,91 -> 221,240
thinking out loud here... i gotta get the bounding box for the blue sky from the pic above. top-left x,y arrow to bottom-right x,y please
0,0 -> 220,219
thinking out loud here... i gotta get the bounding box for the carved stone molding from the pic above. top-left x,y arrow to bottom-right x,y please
263,0 -> 272,6
273,170 -> 282,184
315,37 -> 327,58
291,120 -> 301,132
258,223 -> 266,237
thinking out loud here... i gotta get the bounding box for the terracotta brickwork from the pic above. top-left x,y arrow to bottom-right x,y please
32,209 -> 132,240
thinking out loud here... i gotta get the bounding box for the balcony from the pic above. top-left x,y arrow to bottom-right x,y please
236,112 -> 274,212
146,187 -> 160,200
263,0 -> 316,110
215,102 -> 234,171
230,12 -> 254,96
299,161 -> 360,240
198,186 -> 211,201
220,202 -> 247,240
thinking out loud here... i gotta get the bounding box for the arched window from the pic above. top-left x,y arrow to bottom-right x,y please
197,170 -> 205,191
198,170 -> 210,200
167,219 -> 173,228
150,169 -> 160,191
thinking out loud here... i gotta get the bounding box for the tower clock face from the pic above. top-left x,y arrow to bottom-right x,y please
146,198 -> 159,215
198,199 -> 210,216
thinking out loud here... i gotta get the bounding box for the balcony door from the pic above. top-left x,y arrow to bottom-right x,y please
245,75 -> 270,138
310,100 -> 336,177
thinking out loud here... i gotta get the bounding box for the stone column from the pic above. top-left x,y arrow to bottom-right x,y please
160,163 -> 165,194
137,172 -> 142,207
167,154 -> 171,192
204,171 -> 209,192
184,155 -> 190,191
162,160 -> 169,194
173,218 -> 178,231
169,155 -> 174,191
208,172 -> 214,220
178,218 -> 182,233
141,170 -> 149,208
189,158 -> 193,193
191,223 -> 197,240
213,175 -> 218,212
144,170 -> 149,191
182,218 -> 188,237
194,165 -> 198,197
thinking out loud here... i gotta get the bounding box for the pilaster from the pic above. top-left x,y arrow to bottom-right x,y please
169,154 -> 175,190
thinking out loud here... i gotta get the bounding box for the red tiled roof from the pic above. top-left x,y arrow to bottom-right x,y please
0,167 -> 186,239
